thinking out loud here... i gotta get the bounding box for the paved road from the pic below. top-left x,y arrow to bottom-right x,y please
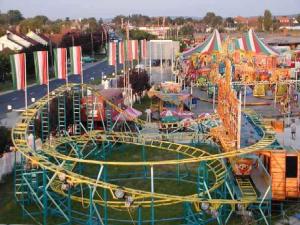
0,59 -> 119,117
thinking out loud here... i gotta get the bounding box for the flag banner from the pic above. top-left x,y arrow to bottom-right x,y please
34,51 -> 48,85
108,42 -> 117,66
118,41 -> 125,64
10,53 -> 26,90
140,39 -> 147,60
125,40 -> 133,61
69,46 -> 82,75
131,40 -> 139,60
54,48 -> 67,79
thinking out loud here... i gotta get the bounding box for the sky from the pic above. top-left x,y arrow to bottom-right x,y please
1,0 -> 300,20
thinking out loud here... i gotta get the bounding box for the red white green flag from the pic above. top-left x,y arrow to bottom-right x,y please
108,42 -> 117,66
10,53 -> 26,90
118,41 -> 125,64
34,51 -> 48,85
54,48 -> 67,79
140,39 -> 147,60
69,46 -> 82,75
131,40 -> 139,60
125,40 -> 133,61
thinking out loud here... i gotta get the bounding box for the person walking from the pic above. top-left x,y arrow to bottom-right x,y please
291,120 -> 297,140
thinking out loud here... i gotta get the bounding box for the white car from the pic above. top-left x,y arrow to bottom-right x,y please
135,64 -> 145,70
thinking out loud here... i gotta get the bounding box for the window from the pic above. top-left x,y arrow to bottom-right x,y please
286,156 -> 298,178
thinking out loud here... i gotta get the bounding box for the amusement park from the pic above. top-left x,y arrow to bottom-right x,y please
0,1 -> 300,225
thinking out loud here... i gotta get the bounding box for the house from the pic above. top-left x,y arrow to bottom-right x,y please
0,34 -> 24,51
26,31 -> 49,46
0,30 -> 39,51
234,16 -> 259,29
135,26 -> 171,39
276,16 -> 291,26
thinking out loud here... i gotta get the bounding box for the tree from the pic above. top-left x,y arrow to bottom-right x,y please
0,126 -> 11,155
112,15 -> 126,26
224,17 -> 235,27
179,24 -> 195,36
7,10 -> 24,24
296,15 -> 300,25
257,16 -> 264,31
129,70 -> 150,94
0,49 -> 14,83
202,12 -> 223,28
128,29 -> 156,40
263,10 -> 273,31
34,15 -> 49,24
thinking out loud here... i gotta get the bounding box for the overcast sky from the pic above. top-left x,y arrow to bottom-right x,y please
1,0 -> 300,19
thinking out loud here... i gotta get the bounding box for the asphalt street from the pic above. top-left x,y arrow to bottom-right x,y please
0,59 -> 119,117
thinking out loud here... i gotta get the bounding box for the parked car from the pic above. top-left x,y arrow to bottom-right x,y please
82,56 -> 97,63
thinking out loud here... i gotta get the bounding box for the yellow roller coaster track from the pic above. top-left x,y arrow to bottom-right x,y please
12,84 -> 275,209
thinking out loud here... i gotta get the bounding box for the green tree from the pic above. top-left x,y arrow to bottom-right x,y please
7,10 -> 24,24
179,24 -> 195,36
0,49 -> 14,78
0,126 -> 11,155
224,17 -> 235,27
296,15 -> 300,25
263,10 -> 273,31
112,15 -> 127,26
128,29 -> 156,40
257,16 -> 264,31
202,12 -> 223,28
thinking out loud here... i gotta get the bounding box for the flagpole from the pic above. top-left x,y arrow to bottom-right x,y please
47,52 -> 50,112
81,47 -> 83,86
24,53 -> 28,111
66,49 -> 69,88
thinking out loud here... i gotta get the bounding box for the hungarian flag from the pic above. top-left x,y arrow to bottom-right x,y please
118,41 -> 125,64
140,39 -> 147,60
34,51 -> 48,85
108,41 -> 117,66
54,48 -> 67,79
125,40 -> 133,61
10,53 -> 26,90
131,40 -> 139,60
69,46 -> 82,75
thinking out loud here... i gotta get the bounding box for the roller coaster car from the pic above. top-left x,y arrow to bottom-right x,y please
80,96 -> 106,122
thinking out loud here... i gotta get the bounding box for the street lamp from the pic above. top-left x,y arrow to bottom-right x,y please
7,105 -> 12,112
31,98 -> 35,103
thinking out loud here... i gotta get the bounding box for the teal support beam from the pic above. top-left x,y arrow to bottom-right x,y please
88,185 -> 93,225
42,170 -> 48,225
141,145 -> 147,179
138,206 -> 142,225
67,188 -> 72,225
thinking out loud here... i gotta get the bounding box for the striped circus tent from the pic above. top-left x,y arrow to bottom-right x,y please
181,29 -> 222,59
140,39 -> 147,60
234,38 -> 246,51
34,51 -> 48,85
10,53 -> 26,90
108,41 -> 117,66
69,46 -> 82,75
54,48 -> 67,79
234,29 -> 278,56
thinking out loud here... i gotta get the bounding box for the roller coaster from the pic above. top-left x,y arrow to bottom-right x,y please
12,83 -> 276,225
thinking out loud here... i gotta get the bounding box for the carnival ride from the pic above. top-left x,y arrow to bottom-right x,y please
12,27 -> 299,224
11,79 -> 277,225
